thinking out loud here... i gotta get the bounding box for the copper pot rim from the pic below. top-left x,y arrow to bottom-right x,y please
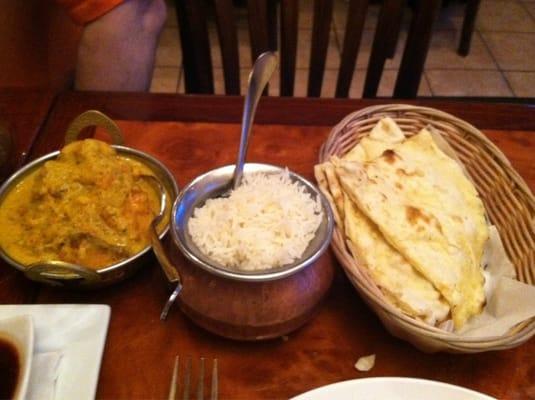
170,163 -> 334,283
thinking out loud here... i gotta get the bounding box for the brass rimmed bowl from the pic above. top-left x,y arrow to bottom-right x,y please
0,111 -> 179,288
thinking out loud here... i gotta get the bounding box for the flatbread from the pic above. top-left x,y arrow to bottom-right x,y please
334,144 -> 485,329
344,194 -> 450,324
317,118 -> 487,329
394,129 -> 488,262
314,164 -> 343,229
344,117 -> 405,162
343,120 -> 451,323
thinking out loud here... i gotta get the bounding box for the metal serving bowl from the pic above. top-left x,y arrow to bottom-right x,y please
173,163 -> 333,281
156,163 -> 334,340
0,111 -> 179,288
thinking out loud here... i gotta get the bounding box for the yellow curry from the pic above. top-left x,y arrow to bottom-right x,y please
0,139 -> 163,269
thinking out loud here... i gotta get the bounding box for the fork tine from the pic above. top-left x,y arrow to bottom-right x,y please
182,357 -> 191,400
210,359 -> 218,400
168,356 -> 179,400
197,358 -> 205,400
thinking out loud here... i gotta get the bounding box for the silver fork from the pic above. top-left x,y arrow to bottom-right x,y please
168,356 -> 218,400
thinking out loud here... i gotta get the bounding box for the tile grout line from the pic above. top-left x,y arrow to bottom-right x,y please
155,63 -> 182,68
478,29 -> 535,34
518,0 -> 535,24
330,12 -> 344,98
423,72 -> 435,97
150,65 -> 180,94
476,30 -> 517,97
424,67 -> 510,72
425,68 -> 535,73
331,19 -> 342,55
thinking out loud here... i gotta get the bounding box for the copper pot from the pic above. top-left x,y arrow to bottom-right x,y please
154,164 -> 334,340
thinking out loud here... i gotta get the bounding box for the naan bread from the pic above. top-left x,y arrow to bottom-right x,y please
344,194 -> 450,324
317,117 -> 487,329
314,164 -> 343,229
393,129 -> 488,263
321,118 -> 450,325
334,141 -> 486,328
344,117 -> 405,162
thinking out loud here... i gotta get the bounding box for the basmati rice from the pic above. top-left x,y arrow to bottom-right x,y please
188,170 -> 323,271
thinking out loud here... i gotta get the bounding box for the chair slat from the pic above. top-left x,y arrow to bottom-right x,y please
214,0 -> 240,94
267,0 -> 279,51
335,0 -> 369,98
394,0 -> 441,98
308,0 -> 334,97
175,0 -> 214,94
247,0 -> 271,94
247,0 -> 270,60
458,0 -> 481,56
280,0 -> 298,96
363,0 -> 405,98
385,1 -> 405,58
176,0 -> 437,99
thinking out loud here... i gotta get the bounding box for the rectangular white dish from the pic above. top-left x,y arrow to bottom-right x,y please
0,304 -> 111,400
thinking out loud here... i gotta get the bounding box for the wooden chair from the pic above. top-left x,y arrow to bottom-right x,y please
393,0 -> 441,98
174,0 -> 438,98
458,0 -> 481,56
363,0 -> 442,98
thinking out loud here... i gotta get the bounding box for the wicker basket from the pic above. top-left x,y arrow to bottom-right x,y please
319,104 -> 535,353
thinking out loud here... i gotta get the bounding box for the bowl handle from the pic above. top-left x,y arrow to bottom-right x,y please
143,176 -> 183,320
64,110 -> 124,145
24,261 -> 101,286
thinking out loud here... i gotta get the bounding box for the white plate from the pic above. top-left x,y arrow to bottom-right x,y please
0,305 -> 110,400
0,315 -> 34,400
291,377 -> 496,400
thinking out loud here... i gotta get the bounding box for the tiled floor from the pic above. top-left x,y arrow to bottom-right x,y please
150,0 -> 535,98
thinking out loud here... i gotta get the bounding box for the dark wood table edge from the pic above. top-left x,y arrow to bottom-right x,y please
40,91 -> 535,125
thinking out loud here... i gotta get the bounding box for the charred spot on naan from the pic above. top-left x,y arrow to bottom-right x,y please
395,167 -> 424,177
405,206 -> 444,234
382,149 -> 399,164
406,206 -> 431,225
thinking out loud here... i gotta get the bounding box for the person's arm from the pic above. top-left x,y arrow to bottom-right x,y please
73,0 -> 166,91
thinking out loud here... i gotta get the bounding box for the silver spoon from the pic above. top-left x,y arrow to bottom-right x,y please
229,51 -> 278,192
157,52 -> 277,320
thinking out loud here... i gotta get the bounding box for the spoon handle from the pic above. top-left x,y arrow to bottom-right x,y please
232,51 -> 278,190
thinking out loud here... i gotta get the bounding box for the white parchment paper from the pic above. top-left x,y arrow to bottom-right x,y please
431,127 -> 535,337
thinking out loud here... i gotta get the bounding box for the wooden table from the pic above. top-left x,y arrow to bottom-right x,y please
3,92 -> 535,399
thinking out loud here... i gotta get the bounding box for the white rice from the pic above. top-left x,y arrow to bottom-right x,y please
188,170 -> 323,271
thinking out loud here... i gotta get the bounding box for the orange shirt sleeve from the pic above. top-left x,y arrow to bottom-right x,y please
55,0 -> 125,25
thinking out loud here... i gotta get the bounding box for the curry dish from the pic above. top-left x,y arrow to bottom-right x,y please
0,139 -> 162,269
